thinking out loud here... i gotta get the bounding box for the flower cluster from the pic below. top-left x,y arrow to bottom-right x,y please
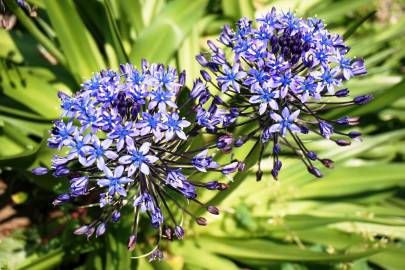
32,62 -> 239,257
193,8 -> 371,179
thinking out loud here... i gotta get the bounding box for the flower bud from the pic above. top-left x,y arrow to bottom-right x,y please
216,135 -> 233,150
195,54 -> 208,66
256,169 -> 263,181
207,206 -> 219,215
32,167 -> 49,175
200,70 -> 212,82
52,193 -> 70,206
354,95 -> 373,105
96,223 -> 106,237
74,225 -> 89,235
348,131 -> 362,139
335,139 -> 351,146
196,217 -> 207,226
174,225 -> 184,239
307,151 -> 317,161
164,226 -> 173,241
308,166 -> 323,178
321,159 -> 334,168
335,88 -> 349,97
178,70 -> 186,85
128,235 -> 137,251
112,211 -> 121,223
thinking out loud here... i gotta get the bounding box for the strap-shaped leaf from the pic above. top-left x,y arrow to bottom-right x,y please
44,0 -> 105,82
129,0 -> 208,65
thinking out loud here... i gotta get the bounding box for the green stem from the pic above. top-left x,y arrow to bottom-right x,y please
195,140 -> 262,216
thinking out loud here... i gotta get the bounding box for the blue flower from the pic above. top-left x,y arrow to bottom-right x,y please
97,166 -> 133,196
151,64 -> 181,92
249,87 -> 280,114
58,91 -> 76,117
292,75 -> 321,102
319,121 -> 334,139
47,121 -> 77,149
85,138 -> 118,170
193,8 -> 370,178
34,62 -> 237,251
332,52 -> 354,80
217,64 -> 247,92
82,73 -> 102,91
268,107 -> 301,137
118,140 -> 158,176
192,150 -> 220,172
108,122 -> 136,151
135,112 -> 164,139
70,176 -> 89,197
148,88 -> 177,112
67,134 -> 92,165
78,108 -> 103,133
313,67 -> 341,94
166,169 -> 196,199
244,68 -> 271,91
162,113 -> 190,140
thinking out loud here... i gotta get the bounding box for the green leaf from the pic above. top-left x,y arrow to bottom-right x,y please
4,0 -> 66,66
196,236 -> 380,262
221,0 -> 255,20
103,0 -> 129,64
295,163 -> 405,199
369,247 -> 405,270
326,78 -> 405,118
120,0 -> 145,34
44,0 -> 105,81
172,241 -> 239,270
129,0 -> 208,65
15,250 -> 64,270
343,10 -> 376,39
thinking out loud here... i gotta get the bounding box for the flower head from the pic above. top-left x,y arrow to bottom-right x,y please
33,62 -> 236,255
193,8 -> 371,179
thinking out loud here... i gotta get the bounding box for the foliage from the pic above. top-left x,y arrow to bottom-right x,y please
0,0 -> 404,269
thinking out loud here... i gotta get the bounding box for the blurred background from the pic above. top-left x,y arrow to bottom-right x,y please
0,0 -> 405,269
